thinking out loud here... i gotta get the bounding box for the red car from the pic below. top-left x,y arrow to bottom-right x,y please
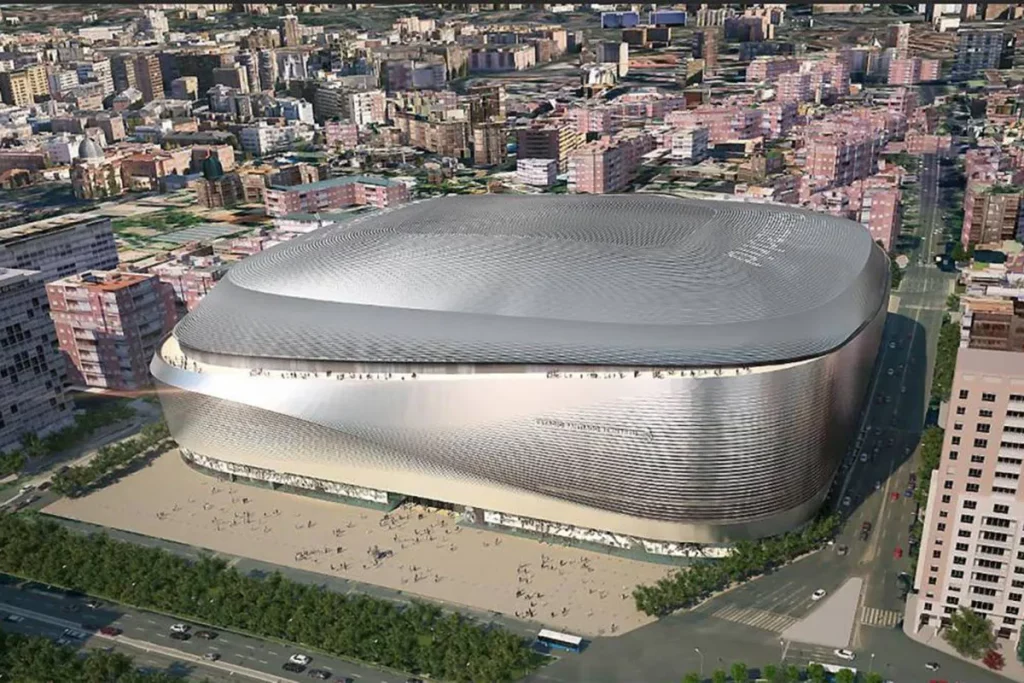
894,547 -> 904,559
99,626 -> 121,636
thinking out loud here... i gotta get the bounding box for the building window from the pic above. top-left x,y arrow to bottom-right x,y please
967,483 -> 981,493
978,423 -> 992,433
971,455 -> 985,463
952,570 -> 965,579
953,555 -> 968,564
983,393 -> 997,403
945,480 -> 955,490
928,577 -> 937,585
981,409 -> 994,418
948,596 -> 961,605
956,542 -> 970,551
1009,606 -> 1021,616
1005,617 -> 1017,625
950,451 -> 960,460
933,550 -> 942,559
943,495 -> 952,504
938,523 -> 947,531
962,514 -> 975,524
975,438 -> 989,448
957,406 -> 966,415
965,500 -> 978,510
969,468 -> 984,478
960,389 -> 970,399
1012,593 -> 1023,603
995,504 -> 1010,514
959,530 -> 972,538
940,511 -> 949,518
952,437 -> 961,446
954,423 -> 964,431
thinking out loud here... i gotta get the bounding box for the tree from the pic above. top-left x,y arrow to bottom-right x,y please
730,662 -> 748,682
1018,635 -> 1024,664
834,669 -> 855,683
951,241 -> 968,262
807,663 -> 827,683
783,664 -> 801,682
711,669 -> 727,683
943,607 -> 996,659
983,649 -> 1005,670
863,673 -> 884,683
682,674 -> 701,683
762,663 -> 778,682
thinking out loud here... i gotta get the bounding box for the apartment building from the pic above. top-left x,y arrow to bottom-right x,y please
666,105 -> 764,143
888,57 -> 942,85
962,184 -> 1024,248
151,258 -> 228,314
517,125 -> 585,172
346,90 -> 387,127
469,45 -> 536,72
386,60 -> 447,91
263,175 -> 410,218
0,214 -> 118,283
0,70 -> 31,107
133,54 -> 164,102
912,346 -> 1024,645
746,56 -> 799,83
516,158 -> 557,187
887,22 -> 911,55
324,120 -> 358,150
472,122 -> 506,167
46,271 -> 177,390
805,132 -> 878,188
571,106 -> 621,136
693,29 -> 720,74
669,127 -> 709,164
954,28 -> 1014,79
0,267 -> 74,454
568,131 -> 655,194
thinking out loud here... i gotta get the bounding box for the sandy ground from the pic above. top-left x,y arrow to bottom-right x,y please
44,450 -> 674,637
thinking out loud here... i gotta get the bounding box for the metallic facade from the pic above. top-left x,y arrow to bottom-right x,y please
153,195 -> 889,544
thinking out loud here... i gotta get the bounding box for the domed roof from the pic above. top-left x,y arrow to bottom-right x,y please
202,155 -> 224,180
78,137 -> 104,160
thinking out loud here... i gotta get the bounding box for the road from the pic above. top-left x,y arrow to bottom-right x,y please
0,578 -> 416,683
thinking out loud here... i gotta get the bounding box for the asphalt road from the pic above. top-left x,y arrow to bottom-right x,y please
0,578 -> 415,683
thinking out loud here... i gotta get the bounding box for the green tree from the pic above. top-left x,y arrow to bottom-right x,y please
946,293 -> 961,311
1017,634 -> 1024,664
915,426 -> 945,507
730,662 -> 748,681
930,317 -> 960,401
944,607 -> 996,658
762,663 -> 778,682
834,668 -> 856,683
951,241 -> 968,262
682,674 -> 701,683
783,664 -> 801,682
807,662 -> 827,683
711,669 -> 728,683
863,673 -> 884,683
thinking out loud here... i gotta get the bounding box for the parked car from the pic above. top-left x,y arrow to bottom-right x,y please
834,649 -> 856,661
169,632 -> 191,641
925,662 -> 940,671
4,614 -> 24,623
195,630 -> 218,640
99,626 -> 122,636
811,589 -> 827,601
170,623 -> 190,634
84,599 -> 101,609
203,653 -> 221,662
282,662 -> 306,674
289,654 -> 312,666
307,669 -> 331,680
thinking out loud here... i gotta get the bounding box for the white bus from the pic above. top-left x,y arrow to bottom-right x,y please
536,629 -> 583,653
809,661 -> 858,676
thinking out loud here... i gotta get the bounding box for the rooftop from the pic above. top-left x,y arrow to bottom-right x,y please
268,175 -> 403,193
55,270 -> 151,293
0,213 -> 107,246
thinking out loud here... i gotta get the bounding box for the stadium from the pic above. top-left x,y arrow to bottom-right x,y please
151,194 -> 889,552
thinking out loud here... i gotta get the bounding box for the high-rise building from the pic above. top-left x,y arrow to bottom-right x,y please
517,125 -> 585,172
806,132 -> 878,188
961,183 -> 1024,247
886,22 -> 911,55
568,131 -> 655,194
912,345 -> 1024,644
693,29 -> 720,75
46,270 -> 177,391
213,65 -> 250,93
467,83 -> 507,121
0,267 -> 75,454
170,76 -> 199,100
0,71 -> 31,107
110,54 -> 137,94
76,58 -> 115,97
953,27 -> 1014,79
472,122 -> 506,167
280,14 -> 302,47
257,49 -> 278,92
133,54 -> 164,102
0,213 -> 118,283
888,57 -> 942,85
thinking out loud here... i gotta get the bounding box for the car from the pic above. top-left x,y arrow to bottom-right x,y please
37,481 -> 51,491
307,670 -> 331,680
891,491 -> 900,501
884,396 -> 892,404
836,544 -> 849,556
894,547 -> 904,559
834,649 -> 856,661
99,626 -> 121,636
19,484 -> 33,494
195,630 -> 218,640
203,652 -> 221,662
901,386 -> 906,393
282,662 -> 306,673
842,496 -> 852,507
62,629 -> 87,640
811,589 -> 827,601
84,599 -> 101,609
925,662 -> 940,671
169,632 -> 191,641
887,368 -> 894,376
4,614 -> 23,623
889,341 -> 896,349
289,654 -> 312,666
904,489 -> 914,498
170,623 -> 190,634
56,637 -> 71,646
874,480 -> 882,490
860,453 -> 868,463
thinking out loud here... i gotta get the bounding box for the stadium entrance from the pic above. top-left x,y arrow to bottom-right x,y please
403,495 -> 460,512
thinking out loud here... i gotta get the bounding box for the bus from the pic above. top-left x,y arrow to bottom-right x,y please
536,629 -> 583,653
809,661 -> 858,676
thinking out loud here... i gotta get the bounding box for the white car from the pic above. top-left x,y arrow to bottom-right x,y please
834,648 -> 856,661
860,453 -> 868,463
289,654 -> 312,666
842,496 -> 852,507
887,368 -> 895,376
811,589 -> 827,601
925,662 -> 940,671
888,341 -> 896,349
169,623 -> 190,634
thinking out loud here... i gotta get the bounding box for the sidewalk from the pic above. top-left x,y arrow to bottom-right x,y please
903,593 -> 1024,682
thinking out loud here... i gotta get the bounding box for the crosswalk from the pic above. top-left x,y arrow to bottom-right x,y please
860,607 -> 902,628
710,605 -> 799,633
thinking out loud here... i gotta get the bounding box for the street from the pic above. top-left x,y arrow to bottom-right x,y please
0,577 -> 417,683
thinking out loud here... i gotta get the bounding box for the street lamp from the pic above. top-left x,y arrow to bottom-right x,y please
694,648 -> 704,677
869,653 -> 876,674
779,639 -> 786,663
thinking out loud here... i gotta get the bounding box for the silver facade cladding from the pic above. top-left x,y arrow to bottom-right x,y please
153,195 -> 889,544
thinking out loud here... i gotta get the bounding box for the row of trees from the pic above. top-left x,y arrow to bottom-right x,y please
930,315 -> 960,402
0,402 -> 136,478
0,514 -> 544,682
51,421 -> 171,497
914,426 -> 944,509
0,629 -> 181,682
633,515 -> 839,617
681,662 -> 881,683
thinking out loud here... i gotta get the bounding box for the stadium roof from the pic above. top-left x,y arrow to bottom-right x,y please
175,194 -> 889,367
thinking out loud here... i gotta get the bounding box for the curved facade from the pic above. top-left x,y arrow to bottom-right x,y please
153,194 -> 889,544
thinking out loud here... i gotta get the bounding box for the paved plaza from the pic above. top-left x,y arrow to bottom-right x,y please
43,450 -> 675,637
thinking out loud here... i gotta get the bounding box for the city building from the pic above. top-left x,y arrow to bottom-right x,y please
280,14 -> 302,48
516,158 -> 557,187
569,131 -> 654,194
153,194 -> 888,550
469,45 -> 536,72
263,175 -> 410,217
887,22 -> 911,55
517,125 -> 585,172
670,127 -> 710,164
346,90 -> 387,127
472,122 -> 505,167
194,156 -> 243,209
170,76 -> 199,100
0,213 -> 117,283
888,57 -> 942,85
953,27 -> 1014,79
912,345 -> 1024,645
693,29 -> 720,74
596,42 -> 630,77
0,267 -> 74,454
133,54 -> 164,102
962,184 -> 1024,248
805,132 -> 879,188
47,270 -> 177,391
